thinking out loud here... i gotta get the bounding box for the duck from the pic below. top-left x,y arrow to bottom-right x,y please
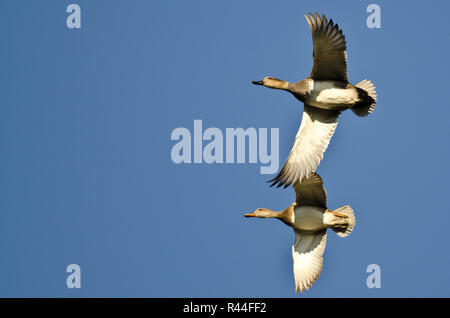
244,173 -> 355,293
252,13 -> 377,188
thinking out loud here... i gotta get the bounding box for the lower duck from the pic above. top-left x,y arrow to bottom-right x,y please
244,173 -> 356,293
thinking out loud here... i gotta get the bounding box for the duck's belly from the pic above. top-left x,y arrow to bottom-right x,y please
306,81 -> 358,110
293,206 -> 326,231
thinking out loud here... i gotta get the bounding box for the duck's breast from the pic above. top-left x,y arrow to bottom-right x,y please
293,206 -> 326,231
307,81 -> 358,109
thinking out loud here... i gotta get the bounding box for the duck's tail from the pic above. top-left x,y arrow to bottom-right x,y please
352,80 -> 377,117
330,205 -> 356,238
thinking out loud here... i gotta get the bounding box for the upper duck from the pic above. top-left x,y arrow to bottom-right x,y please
253,13 -> 377,188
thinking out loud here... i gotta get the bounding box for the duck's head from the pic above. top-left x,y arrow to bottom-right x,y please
244,208 -> 276,218
252,77 -> 289,90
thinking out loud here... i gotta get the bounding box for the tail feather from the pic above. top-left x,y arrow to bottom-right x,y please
352,80 -> 377,117
331,205 -> 356,237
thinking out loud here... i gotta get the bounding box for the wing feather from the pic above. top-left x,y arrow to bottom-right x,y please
292,230 -> 327,293
305,13 -> 348,82
294,173 -> 327,208
269,105 -> 340,188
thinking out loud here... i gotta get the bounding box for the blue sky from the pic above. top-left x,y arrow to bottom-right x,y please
0,0 -> 449,297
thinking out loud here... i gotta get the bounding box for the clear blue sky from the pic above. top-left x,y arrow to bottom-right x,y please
1,0 -> 449,297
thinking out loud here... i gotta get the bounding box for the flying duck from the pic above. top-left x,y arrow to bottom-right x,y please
252,13 -> 377,188
244,173 -> 355,293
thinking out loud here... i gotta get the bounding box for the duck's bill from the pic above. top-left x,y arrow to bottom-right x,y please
252,80 -> 263,86
244,212 -> 256,217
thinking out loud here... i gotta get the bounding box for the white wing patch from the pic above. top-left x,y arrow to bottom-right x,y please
292,230 -> 327,293
270,105 -> 340,188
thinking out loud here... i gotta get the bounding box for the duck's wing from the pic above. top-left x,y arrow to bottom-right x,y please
269,105 -> 340,188
294,173 -> 327,208
305,13 -> 348,82
292,230 -> 327,293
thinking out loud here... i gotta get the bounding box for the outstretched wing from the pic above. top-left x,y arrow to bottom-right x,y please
269,105 -> 340,188
305,13 -> 348,82
292,230 -> 327,293
294,173 -> 327,208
